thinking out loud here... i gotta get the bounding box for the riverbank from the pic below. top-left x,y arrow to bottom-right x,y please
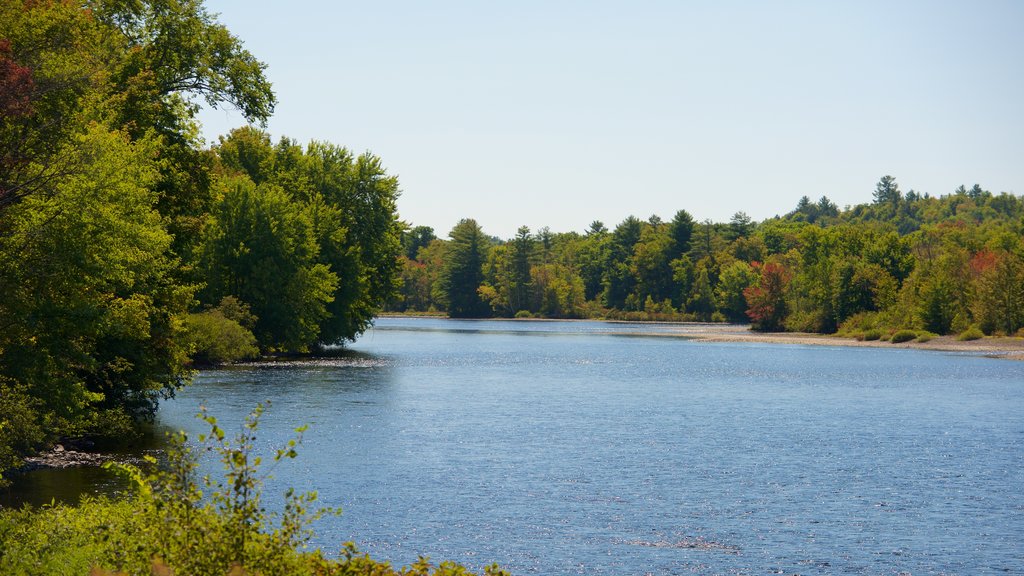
378,314 -> 1024,359
686,328 -> 1024,360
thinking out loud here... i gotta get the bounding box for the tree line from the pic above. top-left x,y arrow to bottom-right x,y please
0,0 -> 402,482
390,178 -> 1024,339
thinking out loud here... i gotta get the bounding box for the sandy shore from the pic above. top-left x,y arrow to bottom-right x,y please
687,327 -> 1024,360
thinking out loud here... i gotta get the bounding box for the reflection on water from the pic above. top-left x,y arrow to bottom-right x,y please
0,465 -> 129,508
5,317 -> 1024,575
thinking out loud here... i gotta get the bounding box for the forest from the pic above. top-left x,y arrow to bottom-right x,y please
0,0 -> 402,483
391,178 -> 1024,340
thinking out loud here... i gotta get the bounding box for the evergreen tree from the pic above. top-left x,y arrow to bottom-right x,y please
439,219 -> 491,317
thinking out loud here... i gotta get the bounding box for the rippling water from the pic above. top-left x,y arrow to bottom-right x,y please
16,318 -> 1024,574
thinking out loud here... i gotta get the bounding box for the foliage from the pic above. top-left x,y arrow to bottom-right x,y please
388,174 -> 1024,342
957,325 -> 985,341
0,404 -> 507,576
437,219 -> 490,318
208,129 -> 403,346
184,307 -> 259,365
744,261 -> 790,331
0,0 -> 400,481
0,126 -> 191,462
198,175 -> 337,352
890,330 -> 918,344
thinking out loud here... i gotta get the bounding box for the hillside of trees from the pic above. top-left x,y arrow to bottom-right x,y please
0,0 -> 402,482
390,178 -> 1024,340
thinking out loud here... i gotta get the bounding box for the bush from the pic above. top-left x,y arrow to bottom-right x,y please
185,310 -> 259,364
0,404 -> 508,576
890,329 -> 918,343
837,311 -> 880,337
916,331 -> 937,343
0,380 -> 47,487
514,310 -> 534,319
958,325 -> 985,341
863,329 -> 882,341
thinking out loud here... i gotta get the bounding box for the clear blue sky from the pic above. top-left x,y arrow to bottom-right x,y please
197,0 -> 1023,240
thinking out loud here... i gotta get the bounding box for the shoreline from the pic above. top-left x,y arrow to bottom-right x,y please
376,314 -> 1024,360
688,330 -> 1024,360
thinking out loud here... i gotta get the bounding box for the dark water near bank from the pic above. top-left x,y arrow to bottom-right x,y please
10,318 -> 1024,574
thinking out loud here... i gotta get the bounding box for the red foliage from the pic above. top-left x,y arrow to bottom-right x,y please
969,249 -> 999,277
744,261 -> 790,331
0,39 -> 35,118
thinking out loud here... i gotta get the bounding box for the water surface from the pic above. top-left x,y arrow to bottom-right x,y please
26,318 -> 1024,574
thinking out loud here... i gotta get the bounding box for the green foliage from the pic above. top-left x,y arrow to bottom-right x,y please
438,219 -> 490,317
0,125 -> 191,467
890,329 -> 918,344
199,175 -> 337,352
957,325 -> 985,341
184,307 -> 259,365
209,129 -> 403,345
0,380 -> 45,487
0,0 -> 400,482
0,404 -> 507,576
863,329 -> 882,341
715,260 -> 757,322
915,331 -> 937,343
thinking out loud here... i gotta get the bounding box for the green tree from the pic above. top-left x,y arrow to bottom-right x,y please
686,258 -> 717,320
439,219 -> 491,317
0,126 -> 191,470
509,226 -> 534,313
668,209 -> 695,258
632,223 -> 675,304
873,175 -> 901,206
602,216 -> 642,309
198,176 -> 337,351
404,225 -> 437,260
971,249 -> 1024,334
727,211 -> 755,241
716,260 -> 756,322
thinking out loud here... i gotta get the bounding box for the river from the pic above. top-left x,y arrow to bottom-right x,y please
8,317 -> 1024,574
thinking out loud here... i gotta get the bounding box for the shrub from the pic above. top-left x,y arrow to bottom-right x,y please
838,311 -> 880,337
0,404 -> 508,576
863,329 -> 882,341
958,325 -> 984,341
514,310 -> 534,319
185,310 -> 259,364
915,331 -> 937,343
0,380 -> 47,487
890,329 -> 918,343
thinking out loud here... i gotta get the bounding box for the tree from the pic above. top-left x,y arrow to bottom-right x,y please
668,209 -> 695,258
509,226 -> 534,313
92,0 -> 276,128
972,250 -> 1024,334
686,259 -> 716,320
602,216 -> 642,309
0,126 -> 191,466
198,176 -> 337,351
745,261 -> 790,331
716,260 -> 757,322
873,175 -> 901,205
727,211 -> 754,241
632,224 -> 675,304
438,219 -> 490,317
404,225 -> 437,260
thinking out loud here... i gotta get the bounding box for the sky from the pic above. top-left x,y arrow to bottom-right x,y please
197,0 -> 1024,240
